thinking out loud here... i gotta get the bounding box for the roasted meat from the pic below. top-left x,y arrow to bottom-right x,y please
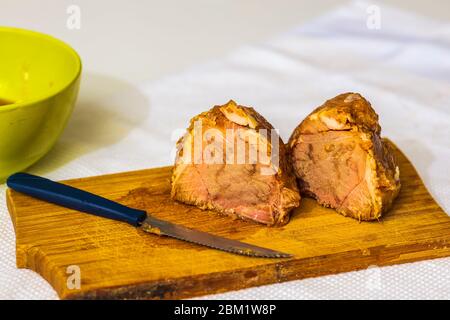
171,100 -> 300,226
289,93 -> 401,221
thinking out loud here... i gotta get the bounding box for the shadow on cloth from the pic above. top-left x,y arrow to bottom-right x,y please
29,72 -> 150,175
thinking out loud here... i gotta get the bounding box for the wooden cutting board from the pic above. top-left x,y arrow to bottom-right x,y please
6,141 -> 450,299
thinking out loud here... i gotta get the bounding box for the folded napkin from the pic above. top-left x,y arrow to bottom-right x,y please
1,0 -> 449,299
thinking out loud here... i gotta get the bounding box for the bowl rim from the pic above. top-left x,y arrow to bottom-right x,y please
0,26 -> 82,113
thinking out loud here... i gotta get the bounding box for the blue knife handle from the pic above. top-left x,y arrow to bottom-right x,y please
7,173 -> 147,226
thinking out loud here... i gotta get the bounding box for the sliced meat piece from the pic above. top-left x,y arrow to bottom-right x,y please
288,93 -> 401,221
171,100 -> 300,226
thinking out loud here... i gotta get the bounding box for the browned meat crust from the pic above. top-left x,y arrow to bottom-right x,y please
171,100 -> 300,226
289,93 -> 401,221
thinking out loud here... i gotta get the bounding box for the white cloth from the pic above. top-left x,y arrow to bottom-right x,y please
1,0 -> 450,299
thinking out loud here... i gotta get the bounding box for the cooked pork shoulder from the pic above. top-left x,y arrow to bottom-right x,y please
171,100 -> 300,226
289,93 -> 400,221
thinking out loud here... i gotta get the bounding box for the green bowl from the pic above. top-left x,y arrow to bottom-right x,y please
0,27 -> 81,182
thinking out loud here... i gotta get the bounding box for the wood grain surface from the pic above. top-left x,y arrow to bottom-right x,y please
6,141 -> 450,299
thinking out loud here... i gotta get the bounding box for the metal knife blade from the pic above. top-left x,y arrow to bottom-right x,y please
141,216 -> 292,258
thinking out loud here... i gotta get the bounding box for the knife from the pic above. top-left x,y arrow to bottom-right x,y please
7,173 -> 292,258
